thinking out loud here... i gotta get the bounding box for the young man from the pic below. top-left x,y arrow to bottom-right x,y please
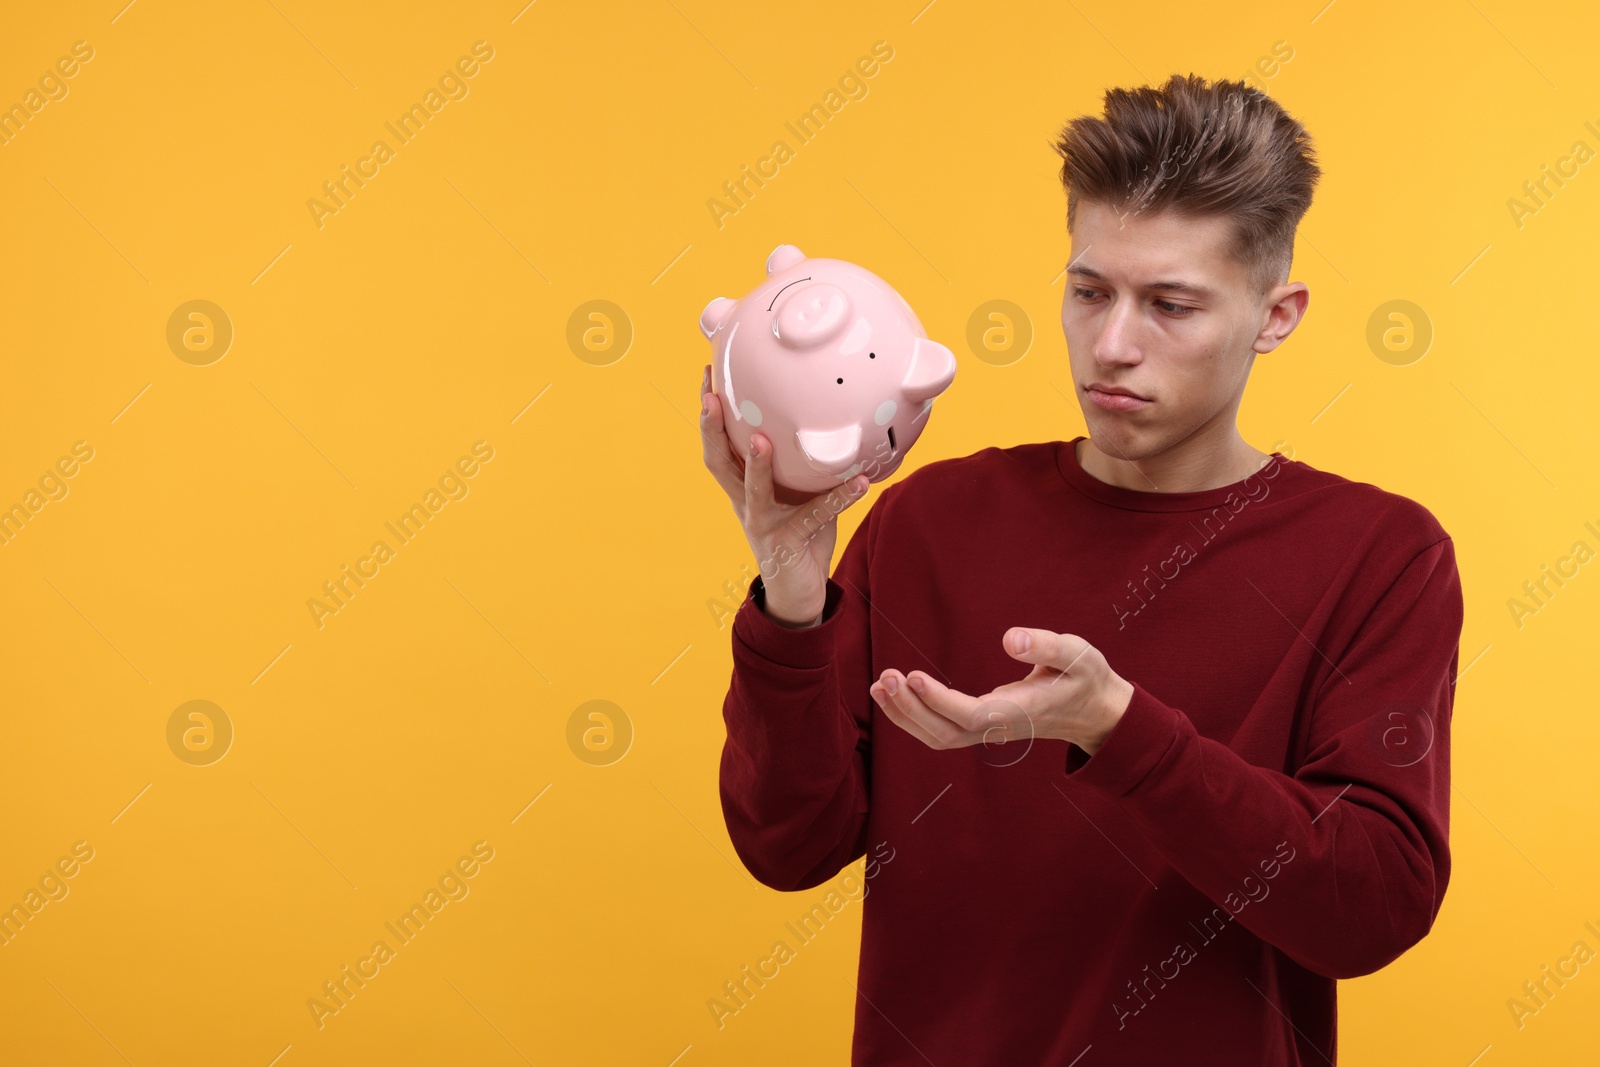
699,73 -> 1463,1065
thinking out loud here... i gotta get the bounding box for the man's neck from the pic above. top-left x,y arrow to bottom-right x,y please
1076,433 -> 1273,494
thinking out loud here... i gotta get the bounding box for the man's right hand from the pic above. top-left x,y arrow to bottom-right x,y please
699,363 -> 870,628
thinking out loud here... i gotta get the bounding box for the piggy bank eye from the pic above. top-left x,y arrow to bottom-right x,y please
836,378 -> 844,384
869,352 -> 876,359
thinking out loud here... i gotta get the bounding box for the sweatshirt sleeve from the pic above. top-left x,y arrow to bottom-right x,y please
716,490 -> 886,892
1062,534 -> 1464,980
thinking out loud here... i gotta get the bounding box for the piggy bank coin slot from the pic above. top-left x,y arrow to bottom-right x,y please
766,276 -> 812,311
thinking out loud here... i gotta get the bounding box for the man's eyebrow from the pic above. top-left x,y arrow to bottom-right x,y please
1067,264 -> 1217,299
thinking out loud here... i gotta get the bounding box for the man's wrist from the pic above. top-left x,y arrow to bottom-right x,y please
765,605 -> 823,629
754,577 -> 824,629
1076,675 -> 1135,756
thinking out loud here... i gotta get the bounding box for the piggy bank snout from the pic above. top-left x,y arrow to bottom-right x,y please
773,283 -> 851,349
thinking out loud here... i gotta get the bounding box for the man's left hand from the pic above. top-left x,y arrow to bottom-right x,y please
869,628 -> 1135,757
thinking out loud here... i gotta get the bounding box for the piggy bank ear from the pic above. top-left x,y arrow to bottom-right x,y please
698,297 -> 736,339
901,338 -> 958,402
766,245 -> 806,274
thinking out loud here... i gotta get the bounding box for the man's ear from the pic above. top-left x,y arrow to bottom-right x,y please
1254,282 -> 1308,354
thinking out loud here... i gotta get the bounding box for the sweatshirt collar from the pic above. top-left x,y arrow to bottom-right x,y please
1056,435 -> 1294,513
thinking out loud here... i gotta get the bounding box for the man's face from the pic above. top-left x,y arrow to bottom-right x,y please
1062,200 -> 1295,460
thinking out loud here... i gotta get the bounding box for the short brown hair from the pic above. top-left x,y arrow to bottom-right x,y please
1051,73 -> 1321,296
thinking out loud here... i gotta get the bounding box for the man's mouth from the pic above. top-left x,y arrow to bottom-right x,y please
1085,383 -> 1153,411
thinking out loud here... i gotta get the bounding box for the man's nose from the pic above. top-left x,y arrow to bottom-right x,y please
1093,298 -> 1143,366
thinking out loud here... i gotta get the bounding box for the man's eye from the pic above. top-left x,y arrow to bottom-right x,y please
1074,289 -> 1194,317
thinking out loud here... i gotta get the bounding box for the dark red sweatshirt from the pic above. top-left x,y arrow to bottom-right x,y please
719,436 -> 1463,1065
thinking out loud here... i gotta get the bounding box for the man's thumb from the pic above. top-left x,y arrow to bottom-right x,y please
1005,627 -> 1038,658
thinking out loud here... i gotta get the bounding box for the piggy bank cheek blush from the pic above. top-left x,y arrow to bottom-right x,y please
697,244 -> 957,496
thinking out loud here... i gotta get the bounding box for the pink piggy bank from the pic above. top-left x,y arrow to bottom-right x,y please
698,244 -> 958,497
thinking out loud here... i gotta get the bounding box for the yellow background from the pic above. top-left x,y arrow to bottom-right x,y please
0,0 -> 1595,1063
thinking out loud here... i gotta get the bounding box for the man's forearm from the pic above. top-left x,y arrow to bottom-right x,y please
1065,683 -> 1449,980
721,575 -> 870,891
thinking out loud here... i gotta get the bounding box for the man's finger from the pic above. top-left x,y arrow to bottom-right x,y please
873,684 -> 949,749
1004,628 -> 1096,676
700,373 -> 746,502
874,672 -> 967,748
902,671 -> 986,734
742,431 -> 776,512
872,677 -> 953,749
